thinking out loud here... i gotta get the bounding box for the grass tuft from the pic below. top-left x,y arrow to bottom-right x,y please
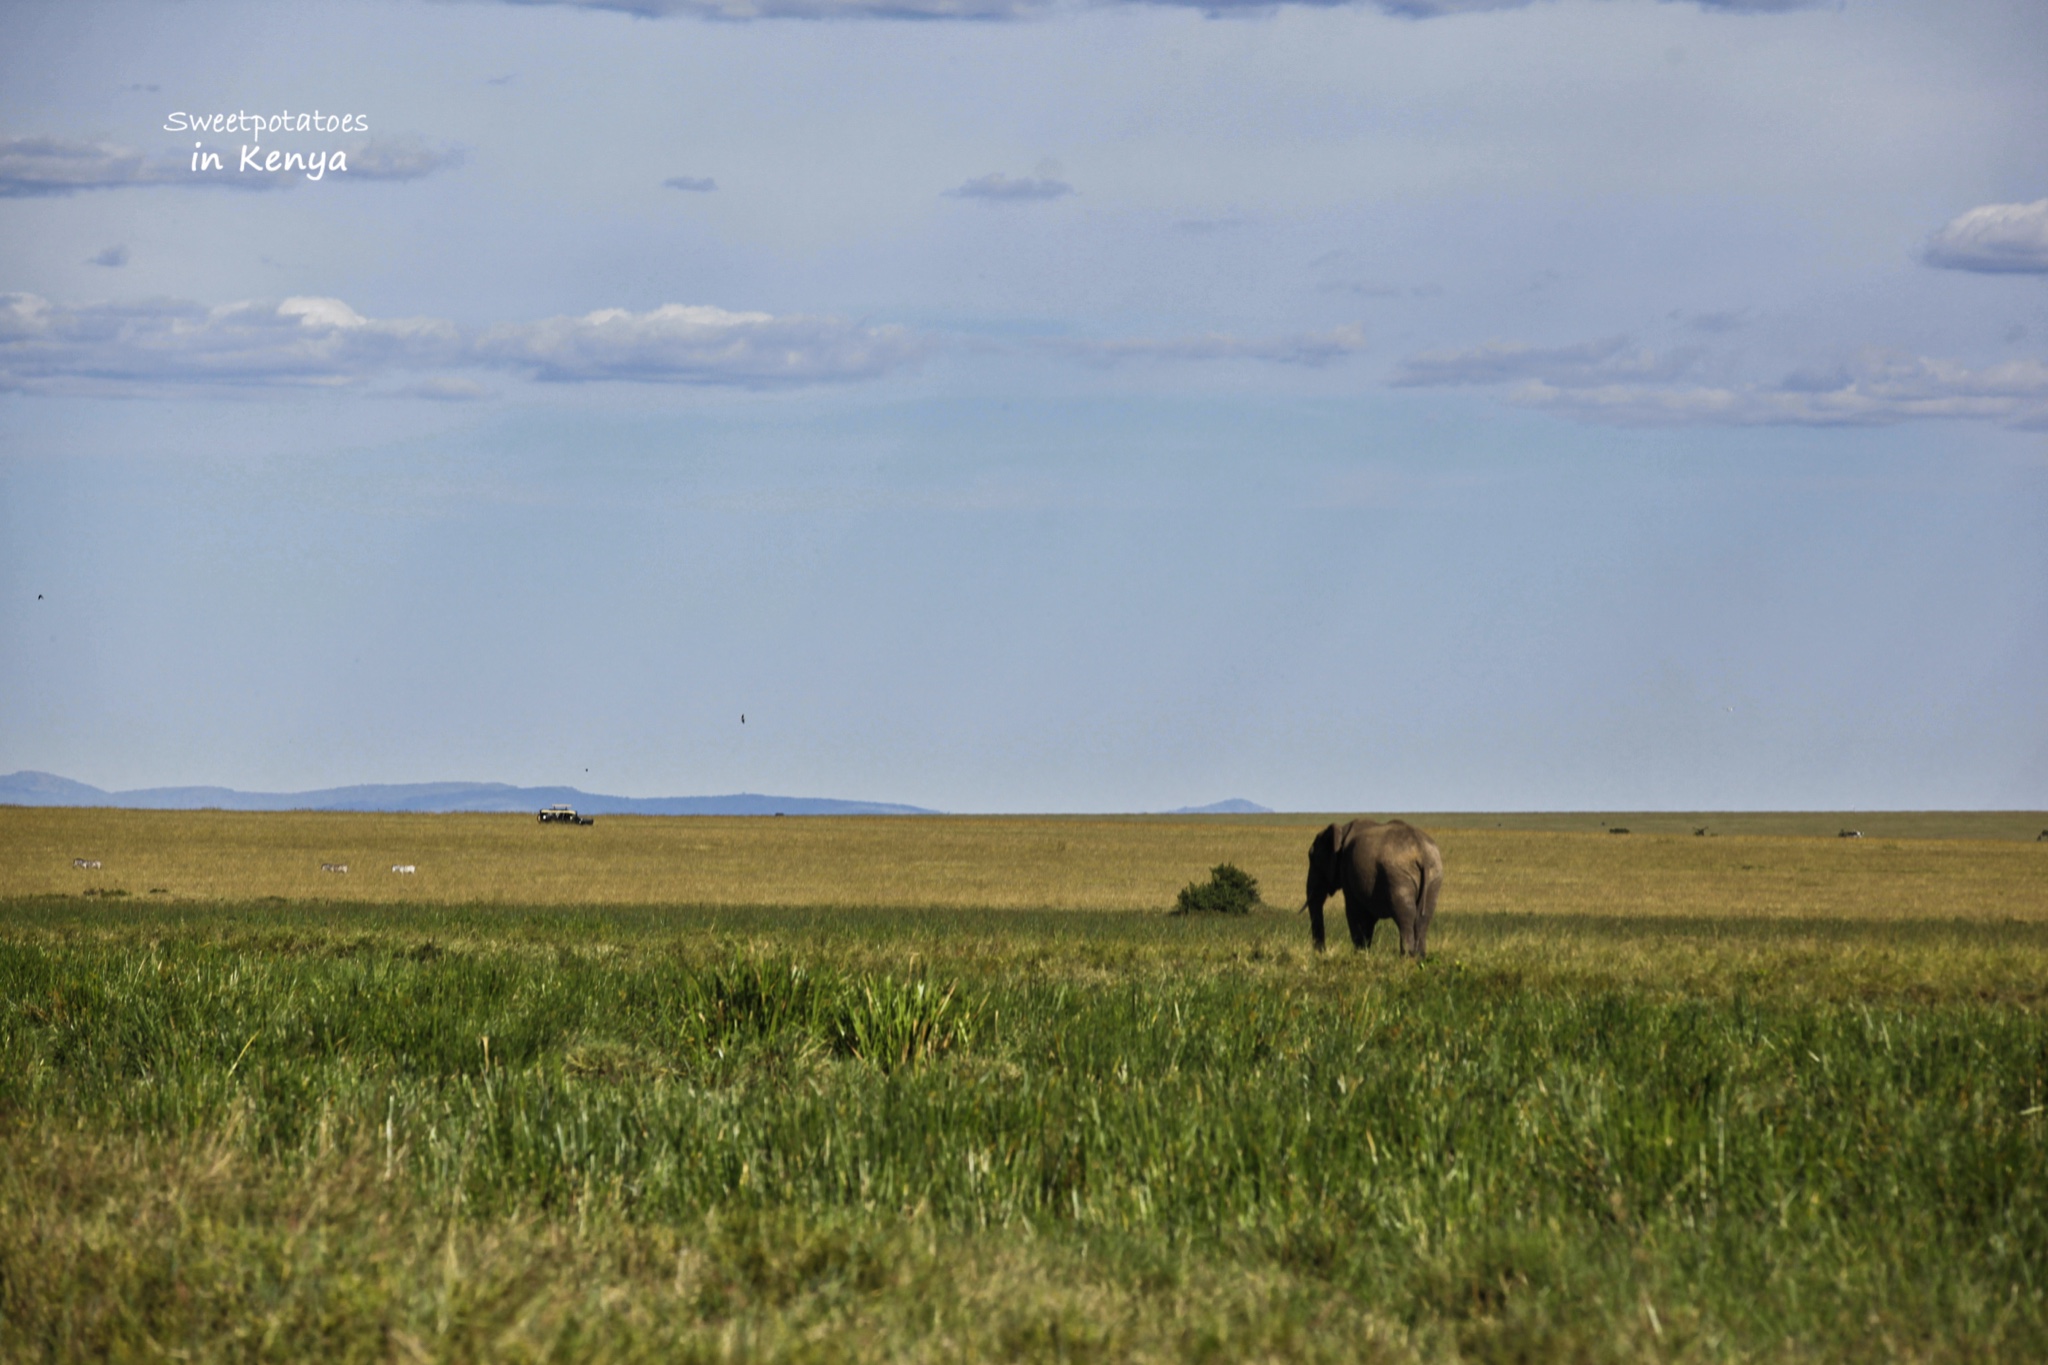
831,974 -> 972,1070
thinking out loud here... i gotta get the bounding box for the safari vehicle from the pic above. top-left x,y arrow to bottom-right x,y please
537,804 -> 594,826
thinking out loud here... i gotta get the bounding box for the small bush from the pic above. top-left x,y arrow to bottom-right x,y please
1173,863 -> 1261,915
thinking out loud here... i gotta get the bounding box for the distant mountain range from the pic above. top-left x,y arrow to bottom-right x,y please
0,771 -> 1275,817
0,771 -> 935,817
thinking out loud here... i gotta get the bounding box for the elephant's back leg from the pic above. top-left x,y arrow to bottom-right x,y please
1419,861 -> 1442,930
1343,891 -> 1375,949
1387,869 -> 1426,958
1414,866 -> 1441,959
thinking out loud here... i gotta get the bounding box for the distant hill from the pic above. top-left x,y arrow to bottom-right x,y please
1167,798 -> 1273,815
0,771 -> 936,817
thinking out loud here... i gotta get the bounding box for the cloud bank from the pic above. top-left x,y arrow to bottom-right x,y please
343,139 -> 466,181
0,294 -> 926,393
1395,333 -> 2048,428
1055,324 -> 1368,366
497,0 -> 1030,17
1922,199 -> 2048,275
485,0 -> 1827,18
0,137 -> 159,196
474,303 -> 925,385
15,289 -> 2031,419
1392,335 -> 1699,388
0,134 -> 459,196
946,171 -> 1073,202
0,293 -> 1390,394
0,294 -> 461,392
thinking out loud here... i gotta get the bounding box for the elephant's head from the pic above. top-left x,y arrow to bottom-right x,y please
1303,823 -> 1345,949
1304,822 -> 1349,910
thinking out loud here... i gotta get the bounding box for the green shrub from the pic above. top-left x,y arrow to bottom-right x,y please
1172,862 -> 1261,915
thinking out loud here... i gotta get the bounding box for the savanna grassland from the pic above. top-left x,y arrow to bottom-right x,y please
2,810 -> 2045,1362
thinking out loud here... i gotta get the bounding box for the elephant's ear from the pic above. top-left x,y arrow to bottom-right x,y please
1323,822 -> 1347,856
1314,823 -> 1339,859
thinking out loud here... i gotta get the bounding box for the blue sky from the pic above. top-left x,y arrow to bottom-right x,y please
1,0 -> 2043,811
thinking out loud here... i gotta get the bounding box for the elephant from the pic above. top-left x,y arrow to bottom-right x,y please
1302,818 -> 1443,959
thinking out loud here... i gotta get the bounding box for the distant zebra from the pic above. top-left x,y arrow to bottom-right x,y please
73,858 -> 101,869
1839,830 -> 1862,839
391,864 -> 416,874
321,863 -> 348,873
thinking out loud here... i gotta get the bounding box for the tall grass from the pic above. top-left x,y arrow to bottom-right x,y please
4,897 -> 2045,1360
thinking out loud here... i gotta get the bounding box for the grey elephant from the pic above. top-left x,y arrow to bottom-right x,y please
1302,818 -> 1443,959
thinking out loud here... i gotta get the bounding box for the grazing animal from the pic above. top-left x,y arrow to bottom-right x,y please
1839,830 -> 1862,839
391,865 -> 416,874
1302,819 -> 1442,959
73,858 -> 102,869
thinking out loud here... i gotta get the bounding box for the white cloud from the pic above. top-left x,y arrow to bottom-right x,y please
1507,349 -> 2048,428
339,139 -> 465,181
498,0 -> 1034,16
473,304 -> 925,385
945,172 -> 1074,202
1922,199 -> 2048,275
483,0 -> 1824,17
0,294 -> 926,393
0,291 -> 1372,392
1053,325 -> 1368,366
0,134 -> 457,196
0,136 -> 169,196
1700,0 -> 1833,9
0,293 -> 461,393
1199,0 -> 1530,12
1392,335 -> 1700,388
1393,333 -> 2048,427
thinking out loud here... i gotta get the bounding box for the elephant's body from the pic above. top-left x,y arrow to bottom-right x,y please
1304,818 -> 1442,959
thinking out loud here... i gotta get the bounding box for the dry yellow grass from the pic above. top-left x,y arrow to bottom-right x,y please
3,806 -> 2043,920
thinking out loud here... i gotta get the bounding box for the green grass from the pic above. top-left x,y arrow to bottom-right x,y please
4,896 -> 2045,1361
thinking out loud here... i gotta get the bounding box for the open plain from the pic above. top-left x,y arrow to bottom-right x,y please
3,809 -> 2045,1361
